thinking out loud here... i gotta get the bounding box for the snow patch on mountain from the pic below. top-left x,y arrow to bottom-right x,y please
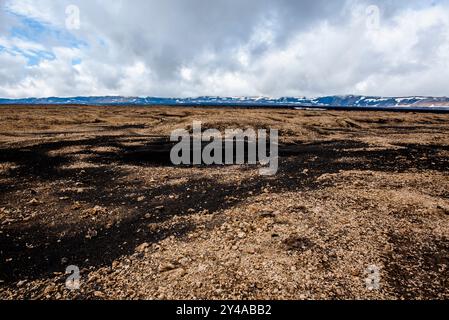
1,95 -> 449,108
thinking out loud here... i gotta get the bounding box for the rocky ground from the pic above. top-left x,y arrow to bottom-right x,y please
0,105 -> 448,300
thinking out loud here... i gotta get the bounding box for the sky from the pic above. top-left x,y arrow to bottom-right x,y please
0,0 -> 449,98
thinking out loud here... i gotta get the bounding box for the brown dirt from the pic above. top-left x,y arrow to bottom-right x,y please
0,105 -> 448,300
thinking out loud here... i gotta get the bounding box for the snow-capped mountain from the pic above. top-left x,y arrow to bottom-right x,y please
1,95 -> 449,109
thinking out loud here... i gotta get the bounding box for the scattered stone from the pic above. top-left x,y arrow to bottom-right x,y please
259,211 -> 275,218
28,198 -> 39,206
112,260 -> 120,269
284,236 -> 314,252
159,262 -> 176,273
168,267 -> 187,278
2,218 -> 14,225
72,201 -> 81,210
237,232 -> 246,239
244,247 -> 256,254
85,229 -> 98,239
16,280 -> 26,287
92,206 -> 107,214
43,284 -> 56,295
148,223 -> 158,232
317,174 -> 331,182
437,205 -> 449,215
137,196 -> 146,202
135,242 -> 150,253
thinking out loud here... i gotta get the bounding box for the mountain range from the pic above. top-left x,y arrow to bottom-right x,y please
1,95 -> 449,109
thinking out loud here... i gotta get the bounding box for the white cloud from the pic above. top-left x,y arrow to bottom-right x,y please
1,0 -> 449,98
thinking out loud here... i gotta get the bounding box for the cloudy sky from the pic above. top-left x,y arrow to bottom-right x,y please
0,0 -> 448,98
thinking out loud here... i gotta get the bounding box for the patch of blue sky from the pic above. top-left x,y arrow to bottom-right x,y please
72,58 -> 82,65
97,37 -> 107,47
24,50 -> 56,66
3,45 -> 56,66
5,10 -> 88,49
415,0 -> 445,9
3,10 -> 87,66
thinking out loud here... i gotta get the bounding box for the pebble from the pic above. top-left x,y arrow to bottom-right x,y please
92,206 -> 107,214
135,242 -> 150,253
16,280 -> 27,287
237,232 -> 246,239
169,268 -> 187,278
43,284 -> 56,295
437,205 -> 449,215
85,229 -> 98,239
28,198 -> 39,206
244,247 -> 256,254
159,262 -> 176,272
259,211 -> 275,218
112,260 -> 120,269
72,202 -> 81,210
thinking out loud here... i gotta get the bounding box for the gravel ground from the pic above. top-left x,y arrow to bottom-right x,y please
0,105 -> 448,300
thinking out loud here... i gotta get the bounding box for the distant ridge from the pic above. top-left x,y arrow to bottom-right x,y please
1,95 -> 449,109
